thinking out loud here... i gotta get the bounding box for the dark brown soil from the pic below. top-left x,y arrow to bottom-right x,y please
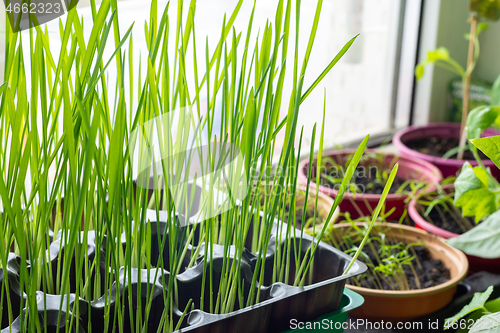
405,136 -> 487,160
425,208 -> 475,235
354,244 -> 450,290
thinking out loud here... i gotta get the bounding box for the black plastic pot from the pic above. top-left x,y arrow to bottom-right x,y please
1,202 -> 366,333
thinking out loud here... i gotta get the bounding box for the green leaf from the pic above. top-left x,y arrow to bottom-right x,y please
304,134 -> 369,283
298,0 -> 323,79
471,136 -> 500,169
486,297 -> 500,313
469,311 -> 500,333
62,59 -> 77,198
491,73 -> 500,106
455,163 -> 483,203
241,89 -> 256,175
301,34 -> 358,103
445,286 -> 493,329
454,163 -> 499,221
448,211 -> 500,258
0,82 -> 7,96
491,108 -> 500,130
473,166 -> 490,187
84,22 -> 135,101
467,106 -> 499,140
107,93 -> 126,216
476,22 -> 490,35
344,153 -> 399,276
428,47 -> 450,62
415,63 -> 425,80
415,46 -> 465,80
455,188 -> 497,221
80,0 -> 112,79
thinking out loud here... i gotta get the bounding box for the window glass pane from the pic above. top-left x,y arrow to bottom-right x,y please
292,0 -> 402,147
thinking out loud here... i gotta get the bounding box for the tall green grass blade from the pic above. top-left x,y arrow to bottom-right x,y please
343,163 -> 399,275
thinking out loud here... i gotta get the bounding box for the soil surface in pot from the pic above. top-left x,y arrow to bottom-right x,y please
425,208 -> 476,235
353,244 -> 450,290
405,136 -> 487,160
319,165 -> 409,195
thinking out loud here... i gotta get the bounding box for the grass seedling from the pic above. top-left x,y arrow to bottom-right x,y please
0,0 -> 389,331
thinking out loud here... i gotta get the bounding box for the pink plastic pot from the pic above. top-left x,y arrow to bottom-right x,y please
409,184 -> 500,274
297,150 -> 442,220
393,122 -> 500,179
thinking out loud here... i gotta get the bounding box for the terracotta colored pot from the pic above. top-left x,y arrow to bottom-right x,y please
409,184 -> 500,274
297,150 -> 442,220
393,123 -> 500,179
334,223 -> 468,321
253,182 -> 339,233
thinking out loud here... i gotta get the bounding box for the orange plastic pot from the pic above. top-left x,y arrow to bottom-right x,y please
334,223 -> 468,321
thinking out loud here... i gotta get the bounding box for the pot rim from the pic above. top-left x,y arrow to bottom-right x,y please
336,222 -> 468,297
297,149 -> 443,201
393,122 -> 497,167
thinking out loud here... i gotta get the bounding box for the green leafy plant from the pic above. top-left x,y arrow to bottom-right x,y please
445,286 -> 500,332
415,0 -> 500,160
0,0 -> 385,331
450,132 -> 500,257
452,72 -> 500,222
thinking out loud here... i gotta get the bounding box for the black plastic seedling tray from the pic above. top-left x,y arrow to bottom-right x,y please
0,204 -> 367,333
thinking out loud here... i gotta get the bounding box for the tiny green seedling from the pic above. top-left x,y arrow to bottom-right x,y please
417,183 -> 475,234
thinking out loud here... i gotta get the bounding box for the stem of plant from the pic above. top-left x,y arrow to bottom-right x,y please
458,14 -> 477,160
